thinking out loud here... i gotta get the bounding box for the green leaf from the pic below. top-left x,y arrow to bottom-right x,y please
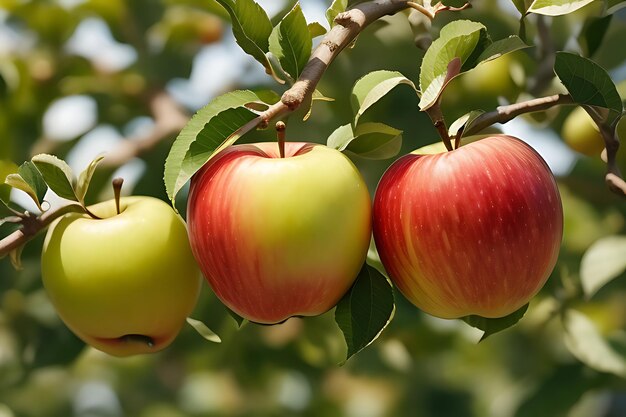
476,36 -> 529,62
214,0 -> 277,80
180,107 -> 258,190
562,309 -> 626,377
303,89 -> 335,121
462,303 -> 528,341
327,122 -> 402,160
607,0 -> 626,13
419,20 -> 487,110
554,52 -> 624,126
335,264 -> 395,362
75,155 -> 104,204
186,317 -> 222,343
17,161 -> 47,208
366,237 -> 388,278
580,235 -> 626,299
351,70 -> 416,124
226,307 -> 247,328
5,174 -> 44,211
0,160 -> 18,205
326,0 -> 347,27
268,3 -> 312,81
308,22 -> 327,38
448,110 -> 485,138
578,15 -> 612,58
528,0 -> 595,16
9,244 -> 24,271
164,90 -> 262,203
510,0 -> 532,15
31,154 -> 77,201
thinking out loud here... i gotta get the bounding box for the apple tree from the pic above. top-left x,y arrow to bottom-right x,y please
1,0 -> 626,416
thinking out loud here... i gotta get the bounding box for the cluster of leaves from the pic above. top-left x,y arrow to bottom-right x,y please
0,154 -> 106,267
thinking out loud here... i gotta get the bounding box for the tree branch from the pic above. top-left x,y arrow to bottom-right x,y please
252,0 -> 411,124
100,92 -> 189,167
464,94 -> 574,135
0,204 -> 85,258
464,94 -> 625,199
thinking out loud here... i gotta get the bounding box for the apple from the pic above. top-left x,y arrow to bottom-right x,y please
186,142 -> 371,324
41,196 -> 202,356
561,107 -> 605,157
373,135 -> 563,319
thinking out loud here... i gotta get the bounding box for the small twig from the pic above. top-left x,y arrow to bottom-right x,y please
407,2 -> 434,19
0,204 -> 85,258
464,94 -> 574,135
425,104 -> 453,151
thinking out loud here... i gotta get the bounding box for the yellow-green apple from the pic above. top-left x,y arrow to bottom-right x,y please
561,107 -> 605,156
186,142 -> 371,324
42,196 -> 201,356
373,135 -> 563,319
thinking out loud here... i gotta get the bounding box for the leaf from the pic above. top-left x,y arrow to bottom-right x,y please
366,237 -> 388,278
580,235 -> 626,299
554,52 -> 624,126
268,3 -> 312,81
419,20 -> 487,110
9,244 -> 24,271
4,174 -> 44,211
351,70 -> 416,123
510,0 -> 532,15
17,161 -> 47,208
31,154 -> 77,201
448,110 -> 485,138
607,0 -> 626,13
215,0 -> 278,80
335,264 -> 395,362
27,323 -> 86,368
226,307 -> 247,328
74,155 -> 104,204
476,36 -> 529,62
462,303 -> 528,341
186,317 -> 222,343
164,90 -> 262,203
578,15 -> 612,58
180,107 -> 258,190
326,0 -> 348,27
562,309 -> 626,377
303,89 -> 335,121
308,22 -> 327,38
327,122 -> 403,160
528,0 -> 595,16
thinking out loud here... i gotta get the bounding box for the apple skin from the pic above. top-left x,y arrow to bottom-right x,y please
186,142 -> 372,324
373,135 -> 563,319
41,196 -> 202,356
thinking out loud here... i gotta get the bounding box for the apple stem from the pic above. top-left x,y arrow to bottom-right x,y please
276,121 -> 286,158
112,178 -> 124,215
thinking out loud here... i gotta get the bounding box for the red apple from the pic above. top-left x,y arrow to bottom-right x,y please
186,142 -> 372,324
373,135 -> 563,319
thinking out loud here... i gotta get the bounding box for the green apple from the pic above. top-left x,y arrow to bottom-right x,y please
41,196 -> 201,356
460,54 -> 517,99
561,107 -> 605,157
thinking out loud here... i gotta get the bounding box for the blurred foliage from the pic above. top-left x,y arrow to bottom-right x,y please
0,0 -> 626,417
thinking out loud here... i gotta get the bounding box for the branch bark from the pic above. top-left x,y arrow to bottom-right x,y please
0,204 -> 85,258
464,94 -> 574,135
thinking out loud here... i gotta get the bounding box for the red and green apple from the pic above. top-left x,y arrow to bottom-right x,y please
186,142 -> 372,324
373,135 -> 563,319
